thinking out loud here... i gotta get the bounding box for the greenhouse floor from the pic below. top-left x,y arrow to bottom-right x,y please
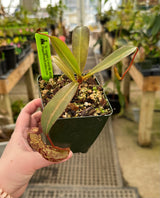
22,118 -> 139,198
1,48 -> 159,198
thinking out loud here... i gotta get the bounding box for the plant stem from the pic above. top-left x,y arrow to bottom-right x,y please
46,134 -> 70,151
77,76 -> 83,84
46,134 -> 55,148
114,47 -> 139,80
38,32 -> 51,38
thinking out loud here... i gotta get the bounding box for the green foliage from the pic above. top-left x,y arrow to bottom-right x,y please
41,82 -> 78,134
11,100 -> 25,122
46,2 -> 67,24
46,4 -> 61,24
72,26 -> 89,73
104,3 -> 160,59
49,26 -> 137,82
52,56 -> 76,82
83,45 -> 137,80
46,4 -> 60,19
50,36 -> 81,76
94,0 -> 109,18
114,62 -> 125,115
14,6 -> 29,24
104,1 -> 137,37
40,26 -> 137,135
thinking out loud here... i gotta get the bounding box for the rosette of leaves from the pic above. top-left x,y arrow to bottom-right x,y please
39,26 -> 137,136
28,26 -> 137,162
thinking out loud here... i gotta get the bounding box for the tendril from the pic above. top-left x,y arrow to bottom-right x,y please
114,47 -> 139,80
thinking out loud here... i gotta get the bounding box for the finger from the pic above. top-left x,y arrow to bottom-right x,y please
30,111 -> 42,127
21,98 -> 42,116
16,99 -> 42,130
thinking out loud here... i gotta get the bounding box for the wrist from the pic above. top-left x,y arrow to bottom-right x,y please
0,158 -> 18,197
0,188 -> 13,198
0,136 -> 35,197
0,157 -> 31,198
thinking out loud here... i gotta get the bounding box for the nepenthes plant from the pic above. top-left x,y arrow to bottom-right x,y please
27,26 -> 138,161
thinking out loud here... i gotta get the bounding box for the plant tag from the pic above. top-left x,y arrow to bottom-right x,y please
35,32 -> 53,80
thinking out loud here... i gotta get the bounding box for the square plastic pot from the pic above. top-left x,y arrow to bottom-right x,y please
135,59 -> 160,77
38,75 -> 113,153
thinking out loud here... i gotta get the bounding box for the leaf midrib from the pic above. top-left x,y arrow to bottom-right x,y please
54,38 -> 80,75
46,83 -> 77,132
88,47 -> 136,74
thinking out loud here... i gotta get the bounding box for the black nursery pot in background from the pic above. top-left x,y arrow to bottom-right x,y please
135,58 -> 160,76
2,45 -> 16,70
107,93 -> 121,115
0,60 -> 7,75
38,76 -> 113,153
23,41 -> 31,54
0,50 -> 7,75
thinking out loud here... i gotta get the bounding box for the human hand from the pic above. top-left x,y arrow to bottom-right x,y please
0,99 -> 72,198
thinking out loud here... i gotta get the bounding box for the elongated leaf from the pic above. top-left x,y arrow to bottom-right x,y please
52,56 -> 76,82
41,82 -> 78,134
84,45 -> 137,79
72,26 -> 89,73
50,36 -> 81,75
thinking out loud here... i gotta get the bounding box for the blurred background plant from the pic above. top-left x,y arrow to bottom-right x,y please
11,100 -> 25,122
102,1 -> 160,61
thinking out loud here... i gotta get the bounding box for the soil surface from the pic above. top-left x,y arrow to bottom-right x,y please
39,75 -> 112,118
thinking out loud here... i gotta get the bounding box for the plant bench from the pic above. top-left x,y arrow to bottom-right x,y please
0,51 -> 35,123
124,63 -> 160,146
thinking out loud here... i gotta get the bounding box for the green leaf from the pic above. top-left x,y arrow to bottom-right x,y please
150,15 -> 160,36
72,26 -> 89,73
41,82 -> 78,134
50,36 -> 81,75
84,45 -> 137,79
52,56 -> 76,82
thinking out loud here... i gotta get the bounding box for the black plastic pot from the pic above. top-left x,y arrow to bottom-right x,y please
0,62 -> 3,76
0,60 -> 7,76
38,75 -> 113,153
135,59 -> 160,77
24,45 -> 31,54
16,51 -> 25,63
107,94 -> 121,115
23,42 -> 31,54
2,45 -> 16,70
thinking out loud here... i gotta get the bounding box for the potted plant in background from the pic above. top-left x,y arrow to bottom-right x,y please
27,26 -> 137,161
131,5 -> 160,76
99,3 -> 160,115
0,45 -> 16,71
94,1 -> 138,115
104,3 -> 160,77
